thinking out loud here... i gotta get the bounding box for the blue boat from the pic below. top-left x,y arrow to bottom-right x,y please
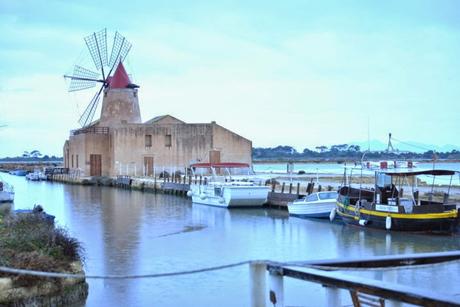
9,169 -> 28,176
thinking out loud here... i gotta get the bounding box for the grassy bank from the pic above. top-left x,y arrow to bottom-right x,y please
0,209 -> 84,287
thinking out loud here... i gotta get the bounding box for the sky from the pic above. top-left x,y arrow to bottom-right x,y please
1,0 -> 459,157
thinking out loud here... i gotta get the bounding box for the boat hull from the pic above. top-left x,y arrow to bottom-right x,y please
288,201 -> 336,219
336,201 -> 459,233
190,185 -> 269,208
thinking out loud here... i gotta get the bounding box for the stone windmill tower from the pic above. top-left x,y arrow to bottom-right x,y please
64,29 -> 141,128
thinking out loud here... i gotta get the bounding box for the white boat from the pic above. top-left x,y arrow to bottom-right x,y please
0,180 -> 14,203
26,169 -> 47,181
288,191 -> 338,218
187,162 -> 270,208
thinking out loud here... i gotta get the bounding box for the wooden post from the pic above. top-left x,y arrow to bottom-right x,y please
296,182 -> 300,195
271,181 -> 276,192
281,182 -> 285,193
189,176 -> 192,185
195,175 -> 197,184
318,185 -> 322,192
249,263 -> 266,307
289,183 -> 292,194
383,270 -> 402,307
199,176 -> 202,185
325,286 -> 341,307
204,177 -> 208,185
269,269 -> 284,307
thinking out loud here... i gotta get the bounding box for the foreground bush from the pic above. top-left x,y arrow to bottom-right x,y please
0,212 -> 84,287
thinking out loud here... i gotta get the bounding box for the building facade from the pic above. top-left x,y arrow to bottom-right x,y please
63,63 -> 252,177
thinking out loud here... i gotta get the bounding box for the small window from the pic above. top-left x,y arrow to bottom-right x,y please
165,134 -> 172,147
306,194 -> 318,202
71,155 -> 74,168
318,192 -> 338,200
76,154 -> 79,168
145,134 -> 152,147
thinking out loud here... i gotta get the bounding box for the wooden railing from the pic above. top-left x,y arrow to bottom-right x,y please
250,251 -> 460,307
71,126 -> 109,136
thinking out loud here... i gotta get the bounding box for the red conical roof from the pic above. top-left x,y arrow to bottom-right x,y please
109,62 -> 131,89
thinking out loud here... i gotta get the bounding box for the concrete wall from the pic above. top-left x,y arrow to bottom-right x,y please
66,133 -> 110,176
110,124 -> 214,176
212,123 -> 252,166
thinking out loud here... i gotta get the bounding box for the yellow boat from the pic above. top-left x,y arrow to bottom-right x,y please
336,169 -> 459,233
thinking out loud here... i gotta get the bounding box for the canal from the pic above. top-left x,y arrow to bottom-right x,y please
4,173 -> 460,306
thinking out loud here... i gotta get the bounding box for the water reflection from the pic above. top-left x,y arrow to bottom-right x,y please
3,173 -> 460,306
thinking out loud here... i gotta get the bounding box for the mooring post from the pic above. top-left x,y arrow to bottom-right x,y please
296,182 -> 300,195
289,183 -> 292,194
324,286 -> 341,307
268,267 -> 284,307
249,262 -> 266,307
281,182 -> 285,193
382,270 -> 402,307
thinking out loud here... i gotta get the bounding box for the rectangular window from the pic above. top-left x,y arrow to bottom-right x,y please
76,154 -> 79,168
165,134 -> 172,147
71,155 -> 74,168
145,134 -> 152,147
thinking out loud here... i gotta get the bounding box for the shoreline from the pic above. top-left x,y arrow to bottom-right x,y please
253,159 -> 460,164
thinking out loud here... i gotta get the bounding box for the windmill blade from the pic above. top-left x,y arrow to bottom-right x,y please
84,29 -> 108,78
79,86 -> 104,127
108,31 -> 132,72
67,65 -> 101,92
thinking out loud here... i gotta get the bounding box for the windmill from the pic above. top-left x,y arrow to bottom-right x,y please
64,29 -> 138,127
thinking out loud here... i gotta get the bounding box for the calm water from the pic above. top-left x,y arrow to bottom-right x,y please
3,173 -> 460,306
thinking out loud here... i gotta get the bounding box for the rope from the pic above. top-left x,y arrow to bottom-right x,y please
2,258 -> 459,280
0,260 -> 253,280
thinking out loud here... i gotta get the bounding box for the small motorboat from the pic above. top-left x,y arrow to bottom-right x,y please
187,162 -> 270,208
288,191 -> 338,219
9,169 -> 28,176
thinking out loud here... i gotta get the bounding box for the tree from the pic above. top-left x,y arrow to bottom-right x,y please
30,150 -> 42,158
315,146 -> 328,153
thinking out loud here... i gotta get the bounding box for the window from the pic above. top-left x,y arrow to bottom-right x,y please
145,134 -> 152,147
76,154 -> 79,168
318,192 -> 338,200
71,155 -> 74,168
306,194 -> 318,202
165,134 -> 172,147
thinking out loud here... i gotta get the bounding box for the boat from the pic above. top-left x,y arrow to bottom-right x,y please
9,169 -> 28,176
25,169 -> 47,181
0,179 -> 14,203
187,162 -> 270,208
336,169 -> 459,233
288,191 -> 338,219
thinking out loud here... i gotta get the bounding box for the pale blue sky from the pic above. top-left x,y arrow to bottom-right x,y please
1,0 -> 459,156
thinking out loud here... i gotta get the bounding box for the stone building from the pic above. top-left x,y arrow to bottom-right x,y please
63,63 -> 252,177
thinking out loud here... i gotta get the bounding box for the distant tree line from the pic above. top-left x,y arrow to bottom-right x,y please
252,145 -> 460,161
0,150 -> 62,162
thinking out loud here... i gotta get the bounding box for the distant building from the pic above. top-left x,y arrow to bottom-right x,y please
63,63 -> 252,177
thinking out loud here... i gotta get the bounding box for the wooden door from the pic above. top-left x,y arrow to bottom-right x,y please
90,154 -> 102,176
209,150 -> 221,164
144,156 -> 154,176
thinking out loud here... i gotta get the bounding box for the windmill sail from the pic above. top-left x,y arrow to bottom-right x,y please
78,87 -> 103,127
85,29 -> 108,78
68,65 -> 100,92
108,32 -> 132,73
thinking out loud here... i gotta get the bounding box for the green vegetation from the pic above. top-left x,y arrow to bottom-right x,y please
0,211 -> 84,287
